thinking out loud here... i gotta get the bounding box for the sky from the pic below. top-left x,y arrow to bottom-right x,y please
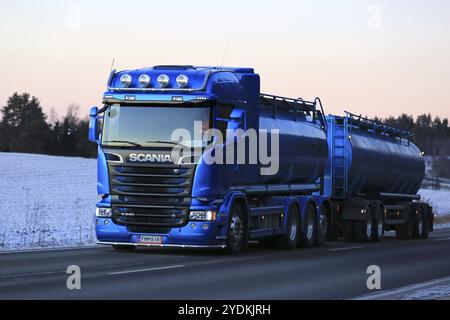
1,0 -> 450,120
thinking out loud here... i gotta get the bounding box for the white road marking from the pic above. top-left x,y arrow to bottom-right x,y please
432,237 -> 450,242
108,265 -> 185,275
0,271 -> 62,279
329,246 -> 365,252
354,275 -> 450,300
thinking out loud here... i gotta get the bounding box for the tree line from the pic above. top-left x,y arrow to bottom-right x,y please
0,93 -> 96,158
1,92 -> 449,160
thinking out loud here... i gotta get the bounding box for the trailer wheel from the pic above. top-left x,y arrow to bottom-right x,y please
372,205 -> 384,242
314,205 -> 329,247
299,204 -> 316,248
275,205 -> 300,250
226,202 -> 247,255
355,207 -> 373,243
112,245 -> 136,251
412,205 -> 429,239
396,207 -> 414,239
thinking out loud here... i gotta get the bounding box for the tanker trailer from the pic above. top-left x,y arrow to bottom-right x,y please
325,112 -> 434,243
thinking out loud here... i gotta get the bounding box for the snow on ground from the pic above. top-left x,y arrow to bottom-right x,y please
419,188 -> 450,228
0,152 -> 97,251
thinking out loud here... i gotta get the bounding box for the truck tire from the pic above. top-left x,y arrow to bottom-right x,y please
299,204 -> 316,248
112,245 -> 136,251
355,207 -> 373,243
314,205 -> 328,247
412,205 -> 429,239
226,202 -> 247,255
396,208 -> 414,239
372,205 -> 384,242
343,221 -> 356,242
275,205 -> 300,249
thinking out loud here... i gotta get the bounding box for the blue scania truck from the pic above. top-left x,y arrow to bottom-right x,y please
89,65 -> 433,254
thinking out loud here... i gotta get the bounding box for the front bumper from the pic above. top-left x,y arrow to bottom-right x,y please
95,217 -> 227,248
97,241 -> 226,249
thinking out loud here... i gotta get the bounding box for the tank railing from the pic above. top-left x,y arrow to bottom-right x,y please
344,111 -> 413,141
260,94 -> 327,129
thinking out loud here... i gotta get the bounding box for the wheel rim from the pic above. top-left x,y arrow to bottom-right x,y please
366,218 -> 372,239
289,214 -> 298,241
377,220 -> 383,237
319,211 -> 327,234
306,217 -> 314,240
418,216 -> 423,234
230,214 -> 243,247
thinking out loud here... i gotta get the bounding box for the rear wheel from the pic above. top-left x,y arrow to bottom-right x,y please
299,204 -> 316,248
275,205 -> 300,249
314,205 -> 328,247
355,207 -> 373,243
226,203 -> 247,255
412,205 -> 429,239
396,207 -> 414,239
372,205 -> 384,242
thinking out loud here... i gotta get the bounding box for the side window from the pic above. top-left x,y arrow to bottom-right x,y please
215,103 -> 234,138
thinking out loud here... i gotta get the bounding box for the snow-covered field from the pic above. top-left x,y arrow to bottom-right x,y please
0,152 -> 449,251
0,153 -> 97,250
419,189 -> 450,227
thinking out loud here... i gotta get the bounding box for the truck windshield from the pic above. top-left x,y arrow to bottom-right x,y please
102,104 -> 211,148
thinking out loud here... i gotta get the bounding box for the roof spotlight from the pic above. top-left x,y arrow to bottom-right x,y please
157,74 -> 170,88
176,74 -> 189,88
120,74 -> 132,88
138,74 -> 151,88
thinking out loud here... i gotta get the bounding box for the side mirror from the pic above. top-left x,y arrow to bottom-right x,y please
88,106 -> 99,143
228,108 -> 245,130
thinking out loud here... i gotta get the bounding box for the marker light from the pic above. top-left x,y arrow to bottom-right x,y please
138,74 -> 151,87
120,74 -> 132,87
157,74 -> 170,88
176,74 -> 189,88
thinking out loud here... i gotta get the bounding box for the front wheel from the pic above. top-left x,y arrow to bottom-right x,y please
226,203 -> 247,255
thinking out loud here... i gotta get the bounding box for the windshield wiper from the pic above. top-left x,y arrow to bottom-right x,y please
103,140 -> 143,148
145,140 -> 179,146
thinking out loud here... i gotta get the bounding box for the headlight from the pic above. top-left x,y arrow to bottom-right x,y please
96,208 -> 112,218
189,210 -> 216,221
120,74 -> 132,87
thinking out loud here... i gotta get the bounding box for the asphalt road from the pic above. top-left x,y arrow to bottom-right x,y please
1,228 -> 450,300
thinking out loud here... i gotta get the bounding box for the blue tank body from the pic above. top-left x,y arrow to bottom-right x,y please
348,130 -> 424,195
259,113 -> 328,186
326,114 -> 425,198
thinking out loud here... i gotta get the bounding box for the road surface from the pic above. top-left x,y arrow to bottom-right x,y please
1,228 -> 450,300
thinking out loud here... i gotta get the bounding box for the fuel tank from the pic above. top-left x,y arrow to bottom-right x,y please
326,115 -> 425,197
348,130 -> 424,195
259,111 -> 328,185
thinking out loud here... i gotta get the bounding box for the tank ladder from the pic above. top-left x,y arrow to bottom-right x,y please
330,116 -> 349,198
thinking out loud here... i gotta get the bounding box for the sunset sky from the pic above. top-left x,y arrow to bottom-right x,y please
1,0 -> 449,119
